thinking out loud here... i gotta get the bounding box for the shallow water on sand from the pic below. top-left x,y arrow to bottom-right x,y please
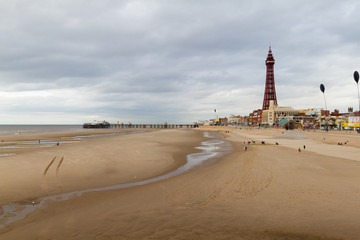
0,131 -> 232,227
0,131 -> 148,156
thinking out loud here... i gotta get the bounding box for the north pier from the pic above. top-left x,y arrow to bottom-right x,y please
83,121 -> 199,129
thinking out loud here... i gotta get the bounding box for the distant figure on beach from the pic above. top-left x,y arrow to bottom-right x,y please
275,142 -> 279,145
298,148 -> 301,153
244,146 -> 247,151
57,142 -> 59,146
303,145 -> 306,150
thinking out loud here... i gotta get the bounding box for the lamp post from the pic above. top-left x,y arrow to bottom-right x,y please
353,71 -> 360,132
320,84 -> 327,131
214,108 -> 218,125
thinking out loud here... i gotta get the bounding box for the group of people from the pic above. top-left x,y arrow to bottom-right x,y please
243,140 -> 253,151
338,140 -> 349,145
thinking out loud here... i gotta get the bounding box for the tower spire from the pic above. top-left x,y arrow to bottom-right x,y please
262,46 -> 278,110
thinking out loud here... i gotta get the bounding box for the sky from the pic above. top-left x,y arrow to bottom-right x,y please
0,0 -> 360,124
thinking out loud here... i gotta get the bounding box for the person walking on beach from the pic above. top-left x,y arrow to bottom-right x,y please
303,145 -> 306,150
298,148 -> 301,153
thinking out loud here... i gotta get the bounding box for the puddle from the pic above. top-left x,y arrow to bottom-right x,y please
0,153 -> 15,157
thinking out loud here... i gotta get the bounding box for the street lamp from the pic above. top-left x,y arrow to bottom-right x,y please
320,84 -> 327,130
353,71 -> 360,133
320,84 -> 327,110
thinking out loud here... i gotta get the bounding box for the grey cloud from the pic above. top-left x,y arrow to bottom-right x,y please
0,0 -> 359,123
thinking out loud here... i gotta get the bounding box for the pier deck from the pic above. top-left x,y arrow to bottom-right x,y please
83,123 -> 199,129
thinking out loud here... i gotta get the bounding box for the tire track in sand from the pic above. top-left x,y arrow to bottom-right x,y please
222,151 -> 273,200
56,157 -> 64,192
167,145 -> 272,207
42,156 -> 57,194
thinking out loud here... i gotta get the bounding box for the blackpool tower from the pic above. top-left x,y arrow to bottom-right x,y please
262,46 -> 278,110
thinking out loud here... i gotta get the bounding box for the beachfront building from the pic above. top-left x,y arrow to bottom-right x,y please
347,115 -> 360,128
211,117 -> 228,126
298,108 -> 322,116
277,118 -> 302,130
318,115 -> 337,129
238,115 -> 250,125
218,117 -> 228,125
249,109 -> 262,126
295,113 -> 319,129
197,120 -> 211,126
298,108 -> 347,129
261,100 -> 298,126
228,114 -> 239,125
311,108 -> 360,130
296,108 -> 321,128
342,108 -> 360,129
227,115 -> 250,126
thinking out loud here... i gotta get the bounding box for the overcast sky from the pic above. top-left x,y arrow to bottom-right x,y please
0,0 -> 359,124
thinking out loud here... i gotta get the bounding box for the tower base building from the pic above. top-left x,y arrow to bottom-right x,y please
261,100 -> 298,125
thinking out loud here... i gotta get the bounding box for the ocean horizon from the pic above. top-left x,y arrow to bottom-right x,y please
0,125 -> 83,135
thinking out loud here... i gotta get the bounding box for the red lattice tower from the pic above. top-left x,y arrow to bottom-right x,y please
262,46 -> 278,110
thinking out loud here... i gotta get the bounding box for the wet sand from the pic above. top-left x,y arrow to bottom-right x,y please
1,127 -> 360,239
0,129 -> 205,205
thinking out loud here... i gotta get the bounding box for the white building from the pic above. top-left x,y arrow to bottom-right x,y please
261,100 -> 298,125
348,116 -> 360,128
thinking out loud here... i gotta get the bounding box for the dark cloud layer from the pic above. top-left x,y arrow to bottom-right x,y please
0,0 -> 359,123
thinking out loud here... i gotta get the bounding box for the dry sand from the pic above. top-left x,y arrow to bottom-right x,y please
1,127 -> 360,239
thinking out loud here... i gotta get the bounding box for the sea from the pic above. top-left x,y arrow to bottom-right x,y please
0,125 -> 83,135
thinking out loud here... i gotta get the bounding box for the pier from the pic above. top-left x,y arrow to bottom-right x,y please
83,122 -> 199,129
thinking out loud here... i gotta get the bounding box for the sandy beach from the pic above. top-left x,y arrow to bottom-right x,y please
1,127 -> 360,239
